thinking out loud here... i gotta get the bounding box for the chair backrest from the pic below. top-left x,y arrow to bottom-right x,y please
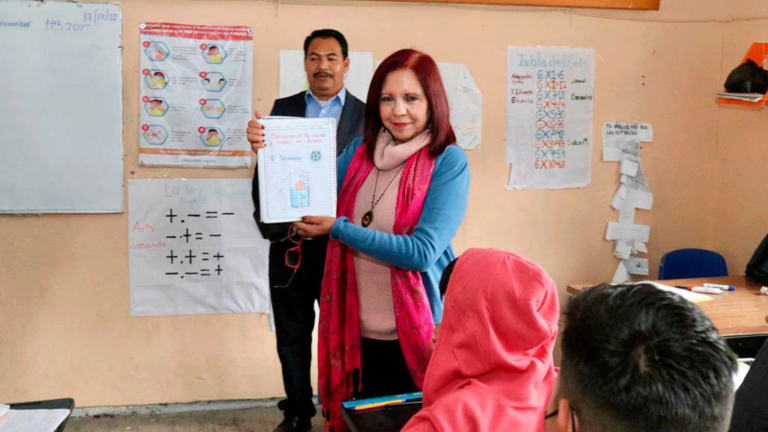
658,248 -> 728,280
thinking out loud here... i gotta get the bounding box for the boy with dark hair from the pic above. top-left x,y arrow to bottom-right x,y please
547,283 -> 737,432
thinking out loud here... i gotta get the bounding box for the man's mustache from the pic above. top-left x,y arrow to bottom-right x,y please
313,72 -> 333,78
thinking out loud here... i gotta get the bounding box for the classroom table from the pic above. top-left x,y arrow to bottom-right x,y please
567,276 -> 768,357
6,398 -> 74,432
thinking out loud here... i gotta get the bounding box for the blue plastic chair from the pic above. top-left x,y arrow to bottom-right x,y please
658,248 -> 728,280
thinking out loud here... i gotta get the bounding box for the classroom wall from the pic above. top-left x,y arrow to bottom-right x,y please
713,7 -> 768,274
1,0 -> 764,407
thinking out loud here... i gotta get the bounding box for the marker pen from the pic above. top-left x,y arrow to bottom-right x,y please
691,286 -> 724,294
675,286 -> 724,294
703,283 -> 736,291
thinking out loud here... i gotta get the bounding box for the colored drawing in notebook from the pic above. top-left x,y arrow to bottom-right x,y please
290,173 -> 310,208
257,117 -> 337,223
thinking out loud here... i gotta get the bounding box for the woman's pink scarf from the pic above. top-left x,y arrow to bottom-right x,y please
319,141 -> 436,431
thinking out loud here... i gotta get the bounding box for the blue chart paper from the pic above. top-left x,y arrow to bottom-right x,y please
257,117 -> 337,223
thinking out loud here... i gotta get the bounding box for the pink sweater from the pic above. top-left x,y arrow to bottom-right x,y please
352,130 -> 431,340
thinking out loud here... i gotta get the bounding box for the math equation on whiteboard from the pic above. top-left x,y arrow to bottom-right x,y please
45,9 -> 118,32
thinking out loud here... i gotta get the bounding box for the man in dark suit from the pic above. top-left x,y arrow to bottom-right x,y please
247,29 -> 365,432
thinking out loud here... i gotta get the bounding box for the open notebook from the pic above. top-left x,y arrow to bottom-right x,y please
257,117 -> 337,223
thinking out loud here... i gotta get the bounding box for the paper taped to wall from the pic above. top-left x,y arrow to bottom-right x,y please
128,179 -> 270,316
623,257 -> 649,275
606,222 -> 650,242
437,62 -> 483,149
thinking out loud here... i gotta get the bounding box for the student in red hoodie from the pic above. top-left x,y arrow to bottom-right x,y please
402,248 -> 559,432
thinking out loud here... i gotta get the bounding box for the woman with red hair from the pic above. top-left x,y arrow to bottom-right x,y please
293,49 -> 470,431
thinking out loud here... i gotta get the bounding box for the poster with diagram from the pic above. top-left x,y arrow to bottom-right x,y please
139,23 -> 253,167
506,46 -> 595,190
128,179 -> 270,316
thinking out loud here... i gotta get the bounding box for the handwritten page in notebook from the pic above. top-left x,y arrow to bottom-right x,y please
257,117 -> 337,223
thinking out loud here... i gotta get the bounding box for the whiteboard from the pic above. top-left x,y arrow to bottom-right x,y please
0,1 -> 123,213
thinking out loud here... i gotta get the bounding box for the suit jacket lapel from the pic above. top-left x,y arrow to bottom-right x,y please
288,91 -> 307,118
337,93 -> 359,153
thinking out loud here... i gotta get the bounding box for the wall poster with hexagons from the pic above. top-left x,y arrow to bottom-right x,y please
139,23 -> 253,167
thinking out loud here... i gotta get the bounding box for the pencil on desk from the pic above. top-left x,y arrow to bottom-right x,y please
352,399 -> 405,411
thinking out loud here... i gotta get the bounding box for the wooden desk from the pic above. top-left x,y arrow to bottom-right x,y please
567,276 -> 768,337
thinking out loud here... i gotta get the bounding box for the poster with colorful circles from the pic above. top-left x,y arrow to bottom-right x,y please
139,23 -> 253,167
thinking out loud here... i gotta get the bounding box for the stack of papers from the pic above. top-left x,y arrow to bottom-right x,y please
716,92 -> 765,103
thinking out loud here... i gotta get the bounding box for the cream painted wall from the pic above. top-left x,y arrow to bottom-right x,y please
1,0 -> 765,407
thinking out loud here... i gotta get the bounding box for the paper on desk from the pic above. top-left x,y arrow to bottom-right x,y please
612,261 -> 631,283
623,257 -> 649,275
639,281 -> 713,303
606,222 -> 650,242
0,408 -> 70,432
734,360 -> 752,391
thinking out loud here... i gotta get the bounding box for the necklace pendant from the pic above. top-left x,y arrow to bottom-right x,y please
361,210 -> 374,228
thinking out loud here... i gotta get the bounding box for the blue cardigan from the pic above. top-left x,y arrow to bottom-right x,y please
329,137 -> 470,323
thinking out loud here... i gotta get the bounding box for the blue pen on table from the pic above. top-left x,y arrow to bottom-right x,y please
703,283 -> 736,291
675,285 -> 725,295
